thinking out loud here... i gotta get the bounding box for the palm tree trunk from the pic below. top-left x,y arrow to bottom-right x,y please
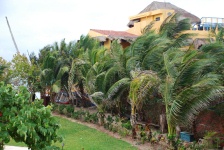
164,76 -> 176,138
167,119 -> 176,137
130,105 -> 137,139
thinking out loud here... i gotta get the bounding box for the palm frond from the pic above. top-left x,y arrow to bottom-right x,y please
56,65 -> 70,80
107,78 -> 130,100
95,72 -> 106,92
90,92 -> 105,106
103,66 -> 121,93
52,80 -> 61,93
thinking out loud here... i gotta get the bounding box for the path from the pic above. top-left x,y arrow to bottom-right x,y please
4,146 -> 28,150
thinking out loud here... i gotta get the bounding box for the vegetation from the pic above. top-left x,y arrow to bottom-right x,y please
1,13 -> 224,149
9,116 -> 137,150
0,82 -> 62,150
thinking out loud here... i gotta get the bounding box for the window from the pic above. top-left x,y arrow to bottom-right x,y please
155,17 -> 160,21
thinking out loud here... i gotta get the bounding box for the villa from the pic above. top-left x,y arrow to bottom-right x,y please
88,1 -> 224,49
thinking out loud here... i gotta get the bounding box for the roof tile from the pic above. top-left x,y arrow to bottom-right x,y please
90,29 -> 138,37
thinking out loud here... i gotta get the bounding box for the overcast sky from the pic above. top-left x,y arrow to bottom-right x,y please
0,0 -> 223,61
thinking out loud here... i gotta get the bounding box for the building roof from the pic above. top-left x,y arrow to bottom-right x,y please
128,1 -> 200,27
90,29 -> 138,38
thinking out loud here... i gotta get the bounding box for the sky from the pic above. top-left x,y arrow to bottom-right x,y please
0,0 -> 223,61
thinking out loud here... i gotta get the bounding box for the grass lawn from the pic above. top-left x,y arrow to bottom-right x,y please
9,116 -> 137,150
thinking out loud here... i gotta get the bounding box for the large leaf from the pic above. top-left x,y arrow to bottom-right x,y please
107,78 -> 130,100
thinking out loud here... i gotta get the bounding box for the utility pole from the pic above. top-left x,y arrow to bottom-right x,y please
5,16 -> 20,54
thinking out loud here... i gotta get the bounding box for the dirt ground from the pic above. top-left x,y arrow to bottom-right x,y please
53,112 -> 167,150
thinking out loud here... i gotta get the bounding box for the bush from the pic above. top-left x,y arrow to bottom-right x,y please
66,105 -> 74,117
121,120 -> 132,130
52,104 -> 59,112
84,111 -> 91,122
59,105 -> 66,114
72,110 -> 85,120
90,113 -> 98,124
118,128 -> 130,137
0,83 -> 62,149
72,111 -> 80,119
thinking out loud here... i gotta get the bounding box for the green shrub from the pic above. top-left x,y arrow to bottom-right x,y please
84,111 -> 91,122
112,126 -> 118,133
72,110 -> 85,120
72,111 -> 80,119
90,113 -> 98,124
106,115 -> 114,124
121,120 -> 132,130
66,105 -> 74,113
52,104 -> 59,112
66,105 -> 74,117
118,128 -> 129,137
59,105 -> 66,114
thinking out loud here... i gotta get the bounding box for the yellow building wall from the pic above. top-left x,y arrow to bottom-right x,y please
183,30 -> 214,39
88,30 -> 105,37
104,39 -> 111,49
88,30 -> 111,49
127,9 -> 175,35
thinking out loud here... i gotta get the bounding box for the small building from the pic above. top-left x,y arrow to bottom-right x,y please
88,29 -> 138,49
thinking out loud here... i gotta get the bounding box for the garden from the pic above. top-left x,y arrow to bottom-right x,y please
1,14 -> 224,149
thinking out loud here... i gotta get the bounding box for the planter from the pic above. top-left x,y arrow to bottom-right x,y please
180,132 -> 194,142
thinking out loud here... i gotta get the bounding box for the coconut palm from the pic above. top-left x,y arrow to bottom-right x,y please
129,70 -> 160,137
161,48 -> 224,137
39,40 -> 72,103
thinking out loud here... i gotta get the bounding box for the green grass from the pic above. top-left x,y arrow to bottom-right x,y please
9,116 -> 137,150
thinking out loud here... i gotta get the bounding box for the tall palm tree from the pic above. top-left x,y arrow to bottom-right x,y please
161,48 -> 224,137
39,40 -> 72,102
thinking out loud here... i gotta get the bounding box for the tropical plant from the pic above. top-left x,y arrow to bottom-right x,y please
161,48 -> 224,137
0,82 -> 62,150
129,70 -> 160,138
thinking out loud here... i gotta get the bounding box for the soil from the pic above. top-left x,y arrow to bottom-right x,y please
53,112 -> 167,150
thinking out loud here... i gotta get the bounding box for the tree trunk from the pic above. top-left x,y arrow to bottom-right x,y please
192,118 -> 197,140
130,105 -> 137,139
167,119 -> 176,138
160,114 -> 166,134
0,141 -> 3,150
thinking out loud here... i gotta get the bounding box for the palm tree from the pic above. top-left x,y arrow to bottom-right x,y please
67,35 -> 103,107
129,70 -> 160,138
161,48 -> 224,137
39,39 -> 72,103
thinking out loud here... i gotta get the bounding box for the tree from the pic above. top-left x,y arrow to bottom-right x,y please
129,70 -> 160,138
11,53 -> 30,86
0,82 -> 62,150
0,57 -> 11,84
39,39 -> 72,102
161,48 -> 224,138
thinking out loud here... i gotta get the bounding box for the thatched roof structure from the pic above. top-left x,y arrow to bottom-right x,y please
193,38 -> 214,49
128,1 -> 200,27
